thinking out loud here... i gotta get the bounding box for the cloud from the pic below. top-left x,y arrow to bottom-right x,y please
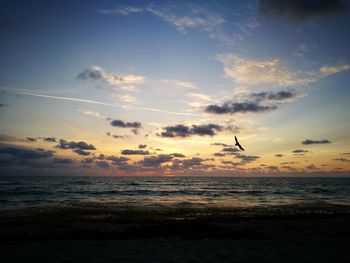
205,101 -> 277,114
78,109 -> 104,118
138,154 -> 174,167
214,152 -> 226,157
73,148 -> 91,156
251,90 -> 296,101
222,147 -> 239,153
138,144 -> 147,149
320,64 -> 350,75
186,92 -> 214,109
159,124 -> 223,138
205,89 -> 297,115
334,158 -> 350,162
95,160 -> 110,169
56,139 -> 96,150
52,158 -> 74,164
42,137 -> 57,142
81,158 -> 94,164
114,94 -> 137,104
221,160 -> 244,166
302,139 -> 331,145
77,65 -> 146,88
235,154 -> 260,163
258,0 -> 348,22
26,137 -> 37,142
275,154 -> 284,157
106,155 -> 130,165
121,149 -> 150,155
99,6 -> 143,15
100,5 -> 234,46
110,119 -> 142,129
171,153 -> 186,158
167,157 -> 216,171
158,79 -> 198,90
217,54 -> 316,86
0,147 -> 54,159
292,149 -> 308,153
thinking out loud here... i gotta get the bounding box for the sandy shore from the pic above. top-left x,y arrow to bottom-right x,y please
1,204 -> 350,263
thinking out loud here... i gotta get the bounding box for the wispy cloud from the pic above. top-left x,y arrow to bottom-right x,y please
99,4 -> 235,46
77,109 -> 105,119
217,54 -> 316,87
320,64 -> 350,75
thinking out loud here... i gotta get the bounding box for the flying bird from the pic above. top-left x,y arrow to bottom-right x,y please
235,136 -> 245,151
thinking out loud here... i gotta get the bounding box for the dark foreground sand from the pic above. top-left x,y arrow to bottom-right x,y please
1,204 -> 350,263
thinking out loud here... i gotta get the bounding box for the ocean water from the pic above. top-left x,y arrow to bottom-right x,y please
1,176 -> 350,211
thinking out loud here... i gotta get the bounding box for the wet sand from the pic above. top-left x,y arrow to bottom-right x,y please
1,204 -> 350,263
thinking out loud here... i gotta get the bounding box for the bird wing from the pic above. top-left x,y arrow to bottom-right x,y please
235,136 -> 238,144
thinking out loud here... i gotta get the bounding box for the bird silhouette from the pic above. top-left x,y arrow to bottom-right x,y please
235,136 -> 245,151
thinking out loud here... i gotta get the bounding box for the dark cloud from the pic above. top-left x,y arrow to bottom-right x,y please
222,147 -> 239,153
292,149 -> 308,153
205,102 -> 277,115
214,152 -> 226,157
138,144 -> 147,149
171,153 -> 186,158
265,165 -> 279,171
211,143 -> 232,147
306,164 -> 318,170
258,0 -> 347,22
168,157 -> 215,171
221,160 -> 244,166
181,157 -> 206,168
205,90 -> 297,115
0,147 -> 54,159
121,149 -> 150,155
106,132 -> 127,139
57,139 -> 96,150
275,154 -> 284,157
251,90 -> 296,101
73,148 -> 91,156
95,160 -> 110,169
110,120 -> 142,129
77,68 -> 103,80
334,158 -> 350,162
235,154 -> 260,163
302,139 -> 331,145
159,124 -> 223,138
106,155 -> 130,165
26,137 -> 37,142
52,158 -> 74,164
138,154 -> 174,167
81,158 -> 94,164
42,137 -> 57,142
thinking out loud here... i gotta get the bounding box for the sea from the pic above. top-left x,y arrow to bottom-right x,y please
1,176 -> 350,212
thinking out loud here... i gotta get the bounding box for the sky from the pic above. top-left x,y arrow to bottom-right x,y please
0,0 -> 350,176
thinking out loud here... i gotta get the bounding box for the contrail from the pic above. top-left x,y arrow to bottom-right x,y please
3,88 -> 200,116
18,91 -> 116,107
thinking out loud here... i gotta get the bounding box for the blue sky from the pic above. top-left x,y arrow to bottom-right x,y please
1,0 -> 350,176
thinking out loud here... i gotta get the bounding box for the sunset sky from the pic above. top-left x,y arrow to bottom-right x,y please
1,0 -> 350,176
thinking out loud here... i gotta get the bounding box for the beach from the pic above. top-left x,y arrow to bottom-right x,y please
1,204 -> 350,263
